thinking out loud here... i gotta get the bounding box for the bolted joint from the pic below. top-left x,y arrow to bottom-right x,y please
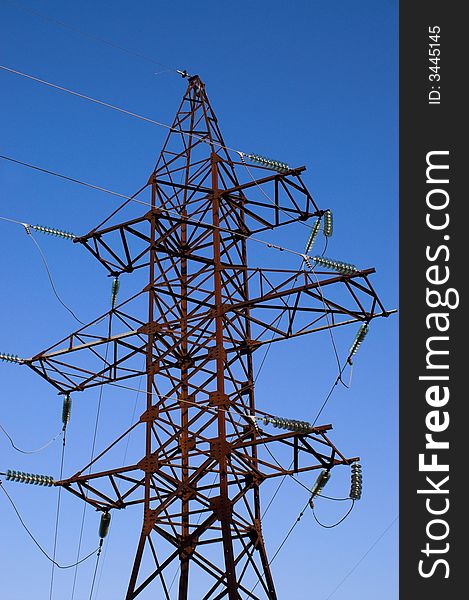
209,496 -> 233,521
139,405 -> 159,423
137,453 -> 159,473
209,439 -> 232,461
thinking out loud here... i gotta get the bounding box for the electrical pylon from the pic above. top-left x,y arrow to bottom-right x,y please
22,75 -> 389,599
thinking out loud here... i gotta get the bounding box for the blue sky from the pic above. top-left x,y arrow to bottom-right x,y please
0,1 -> 398,599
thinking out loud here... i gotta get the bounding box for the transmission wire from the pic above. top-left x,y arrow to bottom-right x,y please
0,156 -> 311,262
324,516 -> 398,600
0,479 -> 99,568
0,421 -> 63,454
27,230 -> 86,325
0,216 -> 85,325
94,365 -> 145,599
4,0 -> 178,72
70,315 -> 113,599
49,429 -> 67,599
311,500 -> 355,529
89,540 -> 104,600
0,65 -> 240,154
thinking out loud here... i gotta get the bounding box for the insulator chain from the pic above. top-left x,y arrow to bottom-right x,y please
6,470 -> 55,486
262,415 -> 312,433
309,469 -> 331,506
99,511 -> 111,539
244,153 -> 290,173
111,276 -> 120,309
0,353 -> 23,364
304,218 -> 321,254
30,224 -> 76,240
349,463 -> 362,500
323,209 -> 333,237
62,394 -> 72,429
349,324 -> 369,361
305,255 -> 359,275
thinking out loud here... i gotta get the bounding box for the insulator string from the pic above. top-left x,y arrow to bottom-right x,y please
5,470 -> 55,486
323,209 -> 333,237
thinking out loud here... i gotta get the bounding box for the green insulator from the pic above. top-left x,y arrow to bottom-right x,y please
30,224 -> 75,240
62,394 -> 72,427
264,415 -> 312,433
349,324 -> 369,357
310,469 -> 331,498
350,463 -> 363,500
310,256 -> 359,275
247,153 -> 290,173
0,353 -> 23,364
99,512 -> 111,539
111,277 -> 120,308
304,219 -> 321,254
6,469 -> 54,486
323,210 -> 333,237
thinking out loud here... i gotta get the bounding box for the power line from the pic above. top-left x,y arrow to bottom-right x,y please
94,366 -> 144,598
311,500 -> 355,529
27,231 -> 86,325
251,498 -> 311,595
0,478 -> 98,569
49,431 -> 67,599
71,317 -> 112,600
0,216 -> 85,324
0,155 -> 132,200
0,65 -> 240,154
4,0 -> 179,72
88,540 -> 104,600
0,154 -> 310,261
324,516 -> 398,600
0,422 -> 62,454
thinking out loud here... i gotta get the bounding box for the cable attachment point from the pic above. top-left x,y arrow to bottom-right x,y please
6,469 -> 55,486
247,414 -> 261,434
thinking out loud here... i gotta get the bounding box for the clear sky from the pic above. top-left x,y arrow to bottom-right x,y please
0,1 -> 398,599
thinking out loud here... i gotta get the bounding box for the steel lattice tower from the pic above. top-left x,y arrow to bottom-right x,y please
22,75 -> 389,598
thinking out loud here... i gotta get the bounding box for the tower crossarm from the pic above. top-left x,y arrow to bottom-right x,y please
22,266 -> 388,394
54,422 -> 355,512
73,163 -> 322,277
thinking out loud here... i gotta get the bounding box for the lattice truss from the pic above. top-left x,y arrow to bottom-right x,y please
21,76 -> 389,599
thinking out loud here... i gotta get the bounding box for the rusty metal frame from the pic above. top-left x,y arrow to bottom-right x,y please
24,75 -> 390,599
